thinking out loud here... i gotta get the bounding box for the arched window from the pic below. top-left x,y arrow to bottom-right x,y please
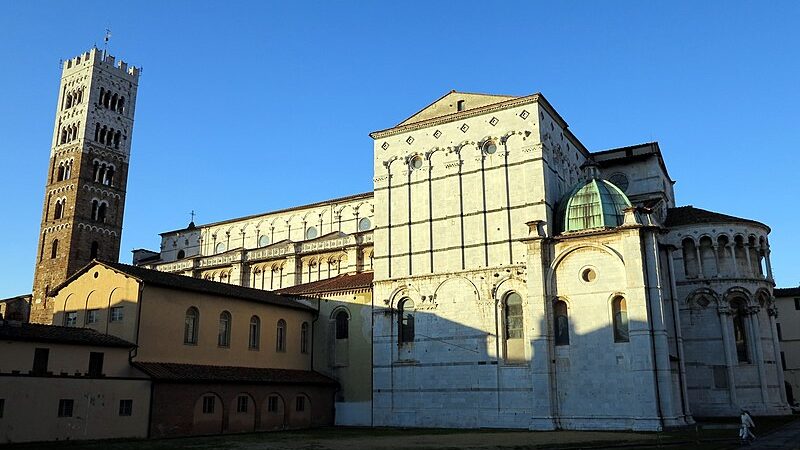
94,123 -> 100,142
50,239 -> 59,259
90,241 -> 99,260
553,299 -> 570,346
218,311 -> 231,347
113,131 -> 121,149
91,200 -> 99,221
731,300 -> 749,363
53,200 -> 63,220
104,167 -> 115,186
57,164 -> 65,182
64,160 -> 72,179
612,296 -> 629,343
504,292 -> 524,362
301,322 -> 309,354
249,316 -> 260,350
276,319 -> 286,352
398,298 -> 415,345
504,292 -> 523,340
184,307 -> 199,344
97,203 -> 107,223
118,96 -> 125,113
177,249 -> 186,259
335,310 -> 349,339
682,238 -> 699,278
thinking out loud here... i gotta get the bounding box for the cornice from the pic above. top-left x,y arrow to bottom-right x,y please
369,94 -> 542,139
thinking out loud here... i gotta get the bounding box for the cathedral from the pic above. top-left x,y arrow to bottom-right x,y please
26,50 -> 790,436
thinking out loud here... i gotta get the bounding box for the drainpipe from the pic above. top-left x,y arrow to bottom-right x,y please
641,235 -> 665,430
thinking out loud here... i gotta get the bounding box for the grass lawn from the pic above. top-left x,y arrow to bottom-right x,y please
6,416 -> 798,450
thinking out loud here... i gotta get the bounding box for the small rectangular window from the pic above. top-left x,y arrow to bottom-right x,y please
119,399 -> 133,416
777,323 -> 783,341
86,309 -> 99,324
267,396 -> 278,413
0,398 -> 4,418
782,352 -> 787,371
33,348 -> 49,375
58,399 -> 74,417
202,396 -> 215,414
65,311 -> 78,327
457,100 -> 465,111
88,352 -> 104,377
110,306 -> 124,322
236,396 -> 248,413
295,396 -> 305,412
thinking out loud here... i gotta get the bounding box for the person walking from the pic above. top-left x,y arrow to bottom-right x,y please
739,409 -> 756,445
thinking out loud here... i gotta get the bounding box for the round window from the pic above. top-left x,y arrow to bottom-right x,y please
215,242 -> 226,253
608,173 -> 630,192
581,268 -> 597,283
410,156 -> 423,169
258,235 -> 269,247
482,140 -> 497,155
358,217 -> 371,231
305,226 -> 318,239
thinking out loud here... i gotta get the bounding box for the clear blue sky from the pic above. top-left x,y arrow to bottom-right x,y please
1,1 -> 798,298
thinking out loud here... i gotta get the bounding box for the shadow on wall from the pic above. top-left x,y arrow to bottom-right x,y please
372,300 -> 684,430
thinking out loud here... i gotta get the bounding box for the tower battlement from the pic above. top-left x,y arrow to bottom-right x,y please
62,48 -> 140,79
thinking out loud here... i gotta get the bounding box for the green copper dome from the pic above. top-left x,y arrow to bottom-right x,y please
558,178 -> 632,233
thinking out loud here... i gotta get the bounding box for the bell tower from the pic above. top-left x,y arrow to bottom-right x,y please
30,48 -> 140,323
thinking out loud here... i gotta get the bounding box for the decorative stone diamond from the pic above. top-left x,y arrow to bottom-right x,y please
519,110 -> 530,119
433,130 -> 442,139
381,142 -> 389,150
406,136 -> 414,145
460,123 -> 469,133
489,117 -> 499,126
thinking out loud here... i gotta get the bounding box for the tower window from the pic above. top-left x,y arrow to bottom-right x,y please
90,241 -> 99,260
50,239 -> 59,259
53,199 -> 64,220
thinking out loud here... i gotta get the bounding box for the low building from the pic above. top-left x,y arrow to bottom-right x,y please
49,261 -> 337,437
0,322 -> 150,444
775,286 -> 800,406
277,271 -> 374,425
0,294 -> 31,322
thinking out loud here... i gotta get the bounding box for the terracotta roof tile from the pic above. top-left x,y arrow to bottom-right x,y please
665,206 -> 768,230
53,261 -> 315,313
775,287 -> 800,297
134,362 -> 338,385
276,272 -> 373,296
0,322 -> 134,348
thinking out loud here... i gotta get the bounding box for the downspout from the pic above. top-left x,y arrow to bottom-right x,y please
665,245 -> 691,421
641,235 -> 665,430
370,287 -> 375,427
132,283 -> 145,356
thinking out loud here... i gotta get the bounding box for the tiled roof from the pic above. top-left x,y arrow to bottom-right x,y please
54,261 -> 314,312
0,322 -> 134,348
775,287 -> 800,297
665,206 -> 768,230
276,272 -> 373,296
160,191 -> 374,235
134,362 -> 338,386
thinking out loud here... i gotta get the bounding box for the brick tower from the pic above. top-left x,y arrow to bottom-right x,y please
30,48 -> 140,324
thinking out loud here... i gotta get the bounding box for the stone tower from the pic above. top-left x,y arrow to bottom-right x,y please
30,48 -> 140,324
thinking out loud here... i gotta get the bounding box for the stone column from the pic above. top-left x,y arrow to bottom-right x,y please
695,245 -> 704,278
764,249 -> 774,281
744,245 -> 753,275
712,244 -> 720,278
747,306 -> 769,405
729,244 -> 739,277
642,229 -> 678,426
718,307 -> 738,406
522,220 -> 556,430
767,303 -> 788,404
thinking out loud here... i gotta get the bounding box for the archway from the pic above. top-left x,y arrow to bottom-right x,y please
192,392 -> 223,435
